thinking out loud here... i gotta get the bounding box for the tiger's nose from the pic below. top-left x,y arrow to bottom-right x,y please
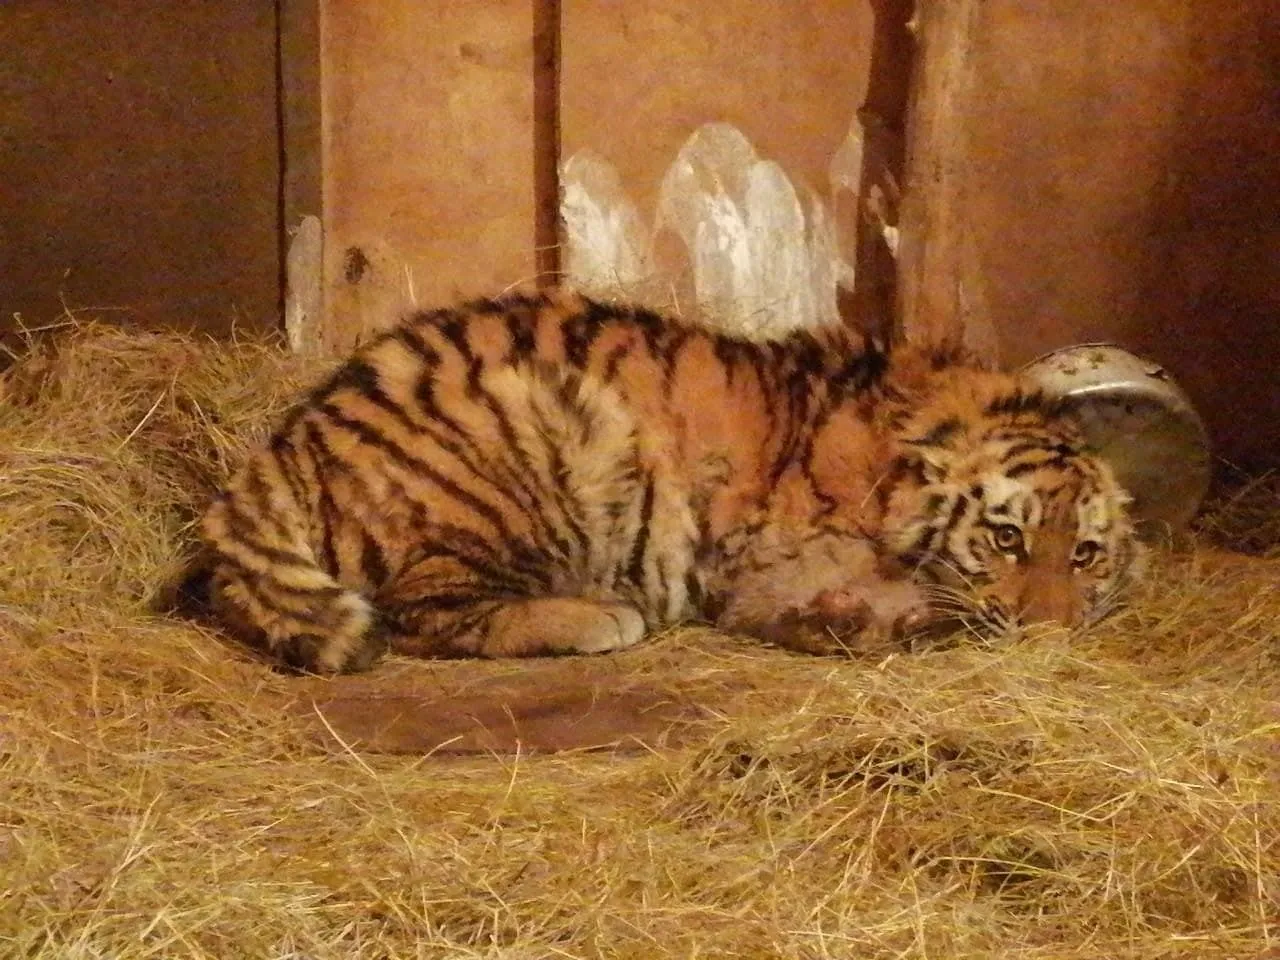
1019,600 -> 1083,632
1018,578 -> 1084,630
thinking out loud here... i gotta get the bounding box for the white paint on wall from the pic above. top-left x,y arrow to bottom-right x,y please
561,150 -> 653,299
561,120 -> 868,339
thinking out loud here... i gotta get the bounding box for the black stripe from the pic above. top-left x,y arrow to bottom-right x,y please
328,363 -> 440,472
319,403 -> 521,545
790,334 -> 826,378
393,325 -> 443,367
602,343 -> 631,382
1002,440 -> 1053,460
766,361 -> 815,486
535,425 -> 593,557
562,310 -> 607,368
943,493 -> 971,532
220,495 -> 313,569
908,493 -> 969,559
436,312 -> 473,358
910,417 -> 963,448
464,369 -> 578,562
405,532 -> 550,594
626,474 -> 656,584
505,309 -> 538,362
797,434 -> 838,516
223,557 -> 346,602
360,530 -> 391,587
829,333 -> 890,397
985,390 -> 1069,419
303,425 -> 342,575
269,434 -> 312,513
1007,455 -> 1073,479
231,569 -> 329,629
658,329 -> 693,386
397,590 -> 507,612
712,336 -> 747,386
241,462 -> 276,517
394,369 -> 568,561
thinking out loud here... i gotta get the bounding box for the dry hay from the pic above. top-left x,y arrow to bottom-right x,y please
0,317 -> 1277,960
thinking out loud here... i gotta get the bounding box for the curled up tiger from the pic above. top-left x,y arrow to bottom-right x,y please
178,288 -> 1145,674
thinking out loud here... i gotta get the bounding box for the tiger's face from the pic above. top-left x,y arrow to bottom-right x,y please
882,392 -> 1143,639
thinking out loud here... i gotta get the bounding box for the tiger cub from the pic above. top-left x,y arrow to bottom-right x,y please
186,288 -> 1143,673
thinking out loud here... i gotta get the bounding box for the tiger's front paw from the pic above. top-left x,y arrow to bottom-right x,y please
725,580 -> 934,657
812,580 -> 933,642
276,619 -> 391,675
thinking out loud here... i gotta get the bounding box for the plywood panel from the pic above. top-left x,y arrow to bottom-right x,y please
0,0 -> 280,335
560,1 -> 876,335
320,0 -> 538,351
900,0 -> 1279,469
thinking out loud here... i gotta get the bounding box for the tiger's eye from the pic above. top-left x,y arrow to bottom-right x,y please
992,524 -> 1024,553
1072,540 -> 1102,568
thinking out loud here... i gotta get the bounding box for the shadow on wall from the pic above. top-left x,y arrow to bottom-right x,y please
965,0 -> 1278,472
1129,1 -> 1280,473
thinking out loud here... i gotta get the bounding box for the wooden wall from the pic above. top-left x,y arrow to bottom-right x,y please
0,1 -> 280,336
315,1 -> 882,348
559,1 -> 874,249
901,0 -> 1279,470
4,1 -> 1274,467
316,0 -> 540,352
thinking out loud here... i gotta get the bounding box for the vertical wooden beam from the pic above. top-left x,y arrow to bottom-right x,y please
277,0 -> 323,346
895,0 -> 998,359
846,0 -> 915,340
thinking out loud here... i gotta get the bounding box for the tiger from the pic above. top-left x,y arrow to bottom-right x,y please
180,287 -> 1144,674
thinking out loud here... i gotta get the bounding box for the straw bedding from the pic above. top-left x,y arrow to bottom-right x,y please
1,319 -> 1276,959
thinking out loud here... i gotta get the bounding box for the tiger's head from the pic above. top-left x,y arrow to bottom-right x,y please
881,377 -> 1144,639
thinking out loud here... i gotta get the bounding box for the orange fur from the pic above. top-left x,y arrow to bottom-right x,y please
185,289 -> 1142,673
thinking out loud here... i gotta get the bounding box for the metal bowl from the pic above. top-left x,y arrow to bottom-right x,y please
1019,343 -> 1212,536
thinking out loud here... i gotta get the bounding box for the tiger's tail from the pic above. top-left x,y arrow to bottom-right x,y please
189,479 -> 387,674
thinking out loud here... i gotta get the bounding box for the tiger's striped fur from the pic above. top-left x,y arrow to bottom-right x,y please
186,288 -> 1143,673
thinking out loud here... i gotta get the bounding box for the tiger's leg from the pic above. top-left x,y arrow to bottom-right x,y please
391,595 -> 647,659
373,545 -> 645,660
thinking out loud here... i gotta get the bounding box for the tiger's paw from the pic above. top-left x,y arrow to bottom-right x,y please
723,580 -> 934,657
275,618 -> 391,675
476,597 -> 648,657
566,602 -> 647,654
812,580 -> 933,642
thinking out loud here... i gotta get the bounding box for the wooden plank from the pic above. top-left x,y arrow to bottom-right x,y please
560,1 -> 875,335
279,0 -> 322,236
279,0 -> 324,352
532,0 -> 562,286
0,1 -> 280,336
847,0 -> 916,342
318,0 -> 538,351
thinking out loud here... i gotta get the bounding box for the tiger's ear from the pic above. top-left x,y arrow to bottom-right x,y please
900,441 -> 955,485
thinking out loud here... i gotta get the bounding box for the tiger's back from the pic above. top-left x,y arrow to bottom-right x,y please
193,289 -> 1143,673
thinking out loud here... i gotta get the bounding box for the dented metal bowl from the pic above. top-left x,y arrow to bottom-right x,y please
1019,343 -> 1212,536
